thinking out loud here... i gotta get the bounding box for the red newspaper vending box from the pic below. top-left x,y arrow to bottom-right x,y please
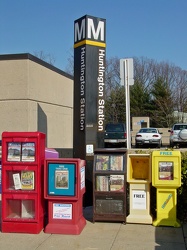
44,158 -> 86,234
1,131 -> 45,234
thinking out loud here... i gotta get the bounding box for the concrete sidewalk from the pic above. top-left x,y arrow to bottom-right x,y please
0,206 -> 187,250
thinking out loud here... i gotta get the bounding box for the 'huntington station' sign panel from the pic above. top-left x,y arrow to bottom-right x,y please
73,15 -> 106,161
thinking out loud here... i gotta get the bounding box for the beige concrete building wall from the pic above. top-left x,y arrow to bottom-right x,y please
28,60 -> 73,107
0,60 -> 28,100
36,102 -> 73,148
132,117 -> 150,132
0,54 -> 73,149
0,100 -> 30,131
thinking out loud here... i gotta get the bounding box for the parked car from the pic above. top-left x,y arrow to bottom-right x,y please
135,127 -> 162,148
104,123 -> 127,148
168,123 -> 187,147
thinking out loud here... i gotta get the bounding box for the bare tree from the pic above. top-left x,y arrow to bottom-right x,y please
64,47 -> 74,75
33,51 -> 56,65
105,57 -> 121,96
172,68 -> 187,122
65,49 -> 187,126
133,56 -> 156,91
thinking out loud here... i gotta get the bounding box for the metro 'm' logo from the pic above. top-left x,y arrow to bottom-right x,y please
74,19 -> 86,42
74,15 -> 105,43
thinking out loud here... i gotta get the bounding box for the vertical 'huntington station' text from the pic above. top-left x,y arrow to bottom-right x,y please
80,46 -> 86,131
97,49 -> 105,131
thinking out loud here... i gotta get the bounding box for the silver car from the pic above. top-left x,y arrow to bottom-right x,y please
168,123 -> 187,147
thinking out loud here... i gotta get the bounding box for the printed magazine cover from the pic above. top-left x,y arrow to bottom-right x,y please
159,162 -> 173,180
22,142 -> 35,162
21,171 -> 35,190
96,175 -> 109,191
110,175 -> 124,192
95,155 -> 109,170
13,173 -> 22,190
110,155 -> 123,171
55,170 -> 69,189
7,142 -> 21,162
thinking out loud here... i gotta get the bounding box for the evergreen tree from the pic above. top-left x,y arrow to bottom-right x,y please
130,80 -> 152,117
150,77 -> 175,127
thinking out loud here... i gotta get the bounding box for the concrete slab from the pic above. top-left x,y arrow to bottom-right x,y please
0,231 -> 50,250
0,205 -> 186,250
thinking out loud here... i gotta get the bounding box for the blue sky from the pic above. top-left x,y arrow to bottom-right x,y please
0,0 -> 187,71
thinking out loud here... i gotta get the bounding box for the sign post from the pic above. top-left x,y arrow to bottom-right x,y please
120,58 -> 134,149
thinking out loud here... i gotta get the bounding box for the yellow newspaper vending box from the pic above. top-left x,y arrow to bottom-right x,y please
152,150 -> 181,227
127,154 -> 152,224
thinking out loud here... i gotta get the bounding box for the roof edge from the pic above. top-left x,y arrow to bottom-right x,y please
0,53 -> 73,80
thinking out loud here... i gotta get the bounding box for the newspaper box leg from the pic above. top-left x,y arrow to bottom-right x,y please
153,188 -> 181,227
44,199 -> 86,235
126,183 -> 152,224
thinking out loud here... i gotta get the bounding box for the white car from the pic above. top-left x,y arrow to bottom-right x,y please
135,127 -> 162,148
